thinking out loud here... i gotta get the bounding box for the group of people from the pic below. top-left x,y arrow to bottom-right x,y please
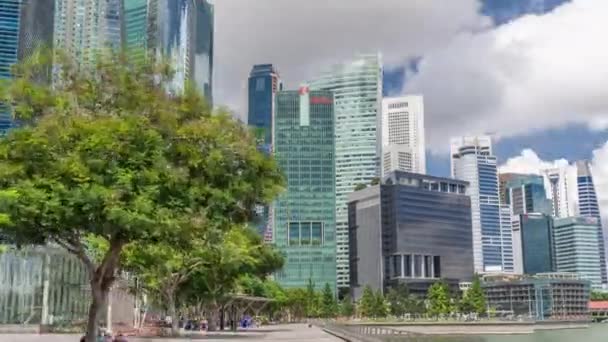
79,332 -> 128,342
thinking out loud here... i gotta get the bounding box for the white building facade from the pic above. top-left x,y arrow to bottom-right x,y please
451,136 -> 514,274
380,95 -> 425,177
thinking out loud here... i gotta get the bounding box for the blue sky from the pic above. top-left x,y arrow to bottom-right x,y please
382,0 -> 608,176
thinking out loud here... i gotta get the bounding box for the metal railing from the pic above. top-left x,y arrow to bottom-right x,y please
322,322 -> 484,342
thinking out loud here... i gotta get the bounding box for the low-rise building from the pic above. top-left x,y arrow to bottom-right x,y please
482,273 -> 590,321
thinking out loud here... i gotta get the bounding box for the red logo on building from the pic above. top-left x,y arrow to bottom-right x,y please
299,86 -> 309,95
310,97 -> 332,105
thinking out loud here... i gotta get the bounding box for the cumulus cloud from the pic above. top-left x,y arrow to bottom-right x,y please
406,0 -> 608,150
214,0 -> 489,120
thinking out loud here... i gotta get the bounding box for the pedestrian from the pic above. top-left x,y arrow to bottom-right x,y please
113,333 -> 128,342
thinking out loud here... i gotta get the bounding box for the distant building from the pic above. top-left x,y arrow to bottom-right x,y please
272,88 -> 336,290
247,64 -> 282,240
482,273 -> 590,321
511,213 -> 555,275
554,217 -> 603,289
575,160 -> 607,284
348,171 -> 473,299
451,136 -> 514,274
542,166 -> 572,218
0,0 -> 55,132
380,95 -> 425,176
504,174 -> 553,216
310,54 -> 383,289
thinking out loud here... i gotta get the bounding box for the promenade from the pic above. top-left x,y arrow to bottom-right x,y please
1,324 -> 343,342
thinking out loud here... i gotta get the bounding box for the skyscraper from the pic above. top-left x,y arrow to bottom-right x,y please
554,217 -> 603,289
380,95 -> 425,177
543,166 -> 572,218
511,213 -> 555,275
451,136 -> 514,274
576,160 -> 607,284
0,0 -> 55,132
504,174 -> 553,216
310,54 -> 383,289
273,88 -> 336,289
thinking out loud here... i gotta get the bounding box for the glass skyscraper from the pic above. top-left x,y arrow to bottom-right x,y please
273,88 -> 336,290
512,213 -> 555,275
576,160 -> 607,284
451,136 -> 514,274
504,174 -> 553,216
248,64 -> 281,240
310,54 -> 383,289
554,217 -> 603,289
0,0 -> 54,133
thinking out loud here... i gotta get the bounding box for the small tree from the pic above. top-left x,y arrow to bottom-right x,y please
427,281 -> 452,318
387,284 -> 409,317
358,286 -> 376,318
305,279 -> 321,318
339,294 -> 355,318
466,276 -> 487,316
370,177 -> 381,185
320,283 -> 338,318
354,183 -> 367,191
373,289 -> 388,318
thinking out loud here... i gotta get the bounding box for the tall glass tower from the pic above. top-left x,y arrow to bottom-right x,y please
248,64 -> 281,240
0,0 -> 54,132
273,88 -> 336,290
451,136 -> 514,274
310,54 -> 383,289
576,160 -> 607,284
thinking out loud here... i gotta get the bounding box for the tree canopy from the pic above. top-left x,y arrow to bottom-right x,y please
0,50 -> 284,341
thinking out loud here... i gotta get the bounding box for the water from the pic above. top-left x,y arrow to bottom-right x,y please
479,324 -> 608,342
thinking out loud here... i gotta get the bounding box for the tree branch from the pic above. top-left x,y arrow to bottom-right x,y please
54,237 -> 96,276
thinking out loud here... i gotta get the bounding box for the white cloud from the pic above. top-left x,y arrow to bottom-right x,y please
214,0 -> 489,120
405,0 -> 608,151
498,148 -> 569,175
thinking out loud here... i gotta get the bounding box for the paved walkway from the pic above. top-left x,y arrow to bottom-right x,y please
1,324 -> 343,341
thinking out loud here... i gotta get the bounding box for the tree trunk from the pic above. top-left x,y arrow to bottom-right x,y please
86,284 -> 108,342
167,291 -> 179,336
207,301 -> 219,331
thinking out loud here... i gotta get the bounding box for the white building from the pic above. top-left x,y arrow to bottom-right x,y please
381,96 -> 425,176
542,166 -> 572,218
451,136 -> 514,274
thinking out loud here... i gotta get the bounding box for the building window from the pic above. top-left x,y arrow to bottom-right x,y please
255,77 -> 265,91
414,255 -> 422,278
392,255 -> 402,278
288,222 -> 299,246
424,256 -> 433,278
288,221 -> 324,246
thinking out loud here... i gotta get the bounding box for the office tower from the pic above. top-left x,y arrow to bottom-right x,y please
123,0 -> 148,60
575,160 -> 607,284
511,213 -> 555,275
348,171 -> 473,299
380,95 -> 425,176
310,54 -> 382,289
500,204 -> 515,273
0,0 -> 55,132
248,64 -> 282,153
272,88 -> 336,289
504,174 -> 553,215
451,136 -> 514,274
554,217 -> 603,289
543,166 -> 571,218
248,64 -> 281,240
101,0 -> 122,50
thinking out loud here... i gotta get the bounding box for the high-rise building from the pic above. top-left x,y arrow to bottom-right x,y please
55,0 -> 214,102
511,213 -> 555,275
0,0 -> 55,132
272,88 -> 336,290
380,95 -> 425,176
575,160 -> 607,284
248,64 -> 282,152
451,136 -> 514,274
348,171 -> 473,299
504,174 -> 553,216
247,64 -> 281,240
310,54 -> 383,289
543,166 -> 572,218
554,217 -> 603,289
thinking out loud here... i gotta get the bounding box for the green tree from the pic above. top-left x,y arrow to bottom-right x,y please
358,286 -> 376,318
591,291 -> 608,301
427,281 -> 452,317
285,288 -> 308,321
462,276 -> 487,316
339,294 -> 355,318
305,278 -> 321,317
354,183 -> 367,191
386,284 -> 409,317
320,283 -> 338,318
373,289 -> 388,318
0,51 -> 284,342
370,177 -> 381,185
